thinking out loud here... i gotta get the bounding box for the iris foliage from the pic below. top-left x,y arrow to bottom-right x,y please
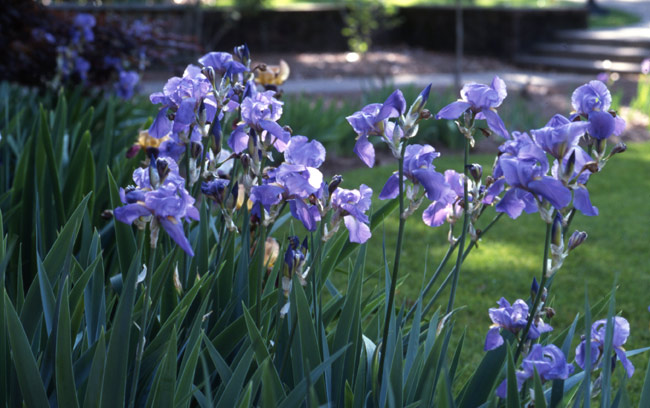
1,45 -> 650,408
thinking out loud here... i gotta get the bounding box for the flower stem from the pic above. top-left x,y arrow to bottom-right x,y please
446,136 -> 470,314
377,142 -> 407,387
128,242 -> 157,408
514,219 -> 553,362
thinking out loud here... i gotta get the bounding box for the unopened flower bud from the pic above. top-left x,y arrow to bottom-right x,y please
596,139 -> 606,156
233,43 -> 250,65
101,209 -> 113,220
211,117 -> 222,155
531,277 -> 539,299
419,109 -> 432,120
568,230 -> 587,251
240,153 -> 251,169
551,213 -> 563,247
467,163 -> 482,183
328,175 -> 343,194
545,307 -> 556,319
610,142 -> 627,156
283,125 -> 293,135
202,66 -> 215,84
407,84 -> 431,118
156,157 -> 171,181
198,101 -> 207,127
149,158 -> 161,188
563,150 -> 576,180
191,142 -> 203,160
126,144 -> 141,158
581,161 -> 599,174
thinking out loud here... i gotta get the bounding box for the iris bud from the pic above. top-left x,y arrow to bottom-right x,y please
198,101 -> 207,127
552,213 -> 563,248
467,163 -> 482,183
563,150 -> 576,181
156,157 -> 171,181
581,161 -> 599,174
328,175 -> 343,194
610,142 -> 627,156
568,230 -> 587,251
240,153 -> 251,169
211,117 -> 222,155
191,142 -> 203,160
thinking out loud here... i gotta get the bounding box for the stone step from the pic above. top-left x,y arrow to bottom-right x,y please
554,29 -> 650,48
514,54 -> 644,74
533,42 -> 650,63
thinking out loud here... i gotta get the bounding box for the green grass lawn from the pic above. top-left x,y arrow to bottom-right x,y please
337,140 -> 650,398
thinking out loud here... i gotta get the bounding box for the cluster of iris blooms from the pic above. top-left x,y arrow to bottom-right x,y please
114,44 -> 632,394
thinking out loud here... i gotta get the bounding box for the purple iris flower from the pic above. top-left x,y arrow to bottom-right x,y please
496,344 -> 574,398
198,51 -> 247,78
331,184 -> 373,243
114,158 -> 199,256
115,70 -> 140,100
229,91 -> 290,153
571,80 -> 611,116
571,81 -> 625,140
284,135 -> 326,168
550,147 -> 599,216
422,170 -> 463,227
575,316 -> 634,378
531,114 -> 589,160
149,65 -> 217,140
201,178 -> 230,204
484,297 -> 553,351
250,184 -> 285,212
346,90 -> 406,167
436,76 -> 509,138
72,13 -> 95,43
379,144 -> 449,202
488,132 -> 571,219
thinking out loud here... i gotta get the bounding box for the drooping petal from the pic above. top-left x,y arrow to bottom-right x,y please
260,120 -> 291,153
573,186 -> 599,216
412,168 -> 450,201
149,108 -> 172,139
575,340 -> 600,370
528,176 -> 572,210
354,135 -> 375,168
496,188 -> 526,219
228,126 -> 249,154
289,199 -> 319,231
114,203 -> 151,225
343,215 -> 371,244
484,327 -> 504,351
482,108 -> 509,139
588,110 -> 616,140
160,217 -> 194,256
422,201 -> 450,227
614,347 -> 635,378
379,173 -> 400,200
435,100 -> 471,120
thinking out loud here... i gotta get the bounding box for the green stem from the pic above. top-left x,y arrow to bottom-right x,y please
128,242 -> 157,408
377,142 -> 407,387
514,220 -> 553,363
446,137 -> 470,314
255,225 -> 267,326
421,212 -> 504,317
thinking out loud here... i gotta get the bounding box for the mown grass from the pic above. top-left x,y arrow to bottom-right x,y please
335,140 -> 650,399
